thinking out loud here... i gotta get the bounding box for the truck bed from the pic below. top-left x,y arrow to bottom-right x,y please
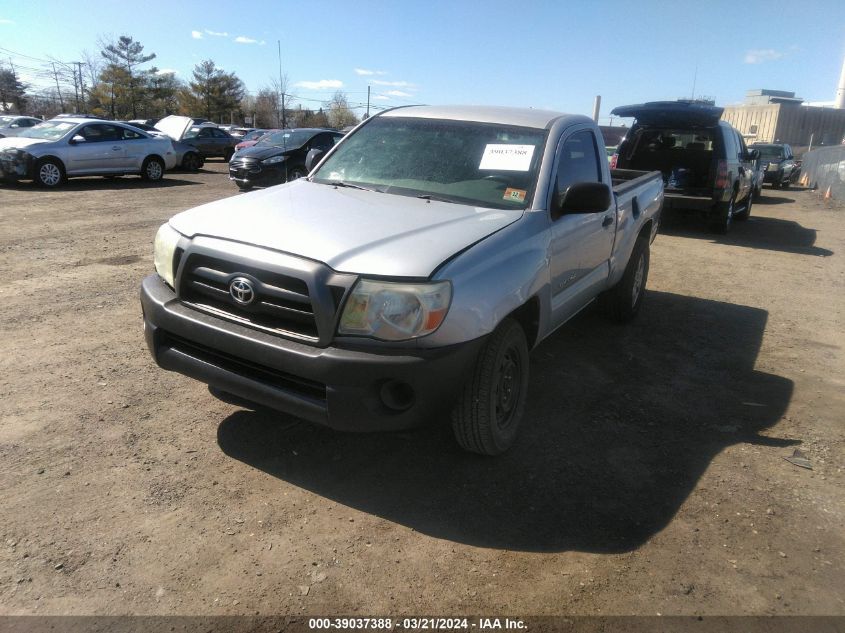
610,168 -> 663,195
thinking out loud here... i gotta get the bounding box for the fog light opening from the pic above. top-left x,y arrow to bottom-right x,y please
379,380 -> 415,412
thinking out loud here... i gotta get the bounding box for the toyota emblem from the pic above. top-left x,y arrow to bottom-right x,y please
229,277 -> 255,305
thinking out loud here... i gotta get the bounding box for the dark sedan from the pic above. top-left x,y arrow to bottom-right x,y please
228,128 -> 343,190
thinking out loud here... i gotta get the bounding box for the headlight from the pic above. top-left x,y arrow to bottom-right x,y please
338,280 -> 451,341
261,155 -> 287,165
153,223 -> 182,288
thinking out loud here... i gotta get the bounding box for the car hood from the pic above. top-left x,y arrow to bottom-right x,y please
154,115 -> 193,141
168,179 -> 522,277
236,144 -> 302,160
611,101 -> 724,127
0,136 -> 49,151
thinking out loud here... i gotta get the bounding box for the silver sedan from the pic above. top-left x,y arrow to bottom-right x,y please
0,117 -> 177,187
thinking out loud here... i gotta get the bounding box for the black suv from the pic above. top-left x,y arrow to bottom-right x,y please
611,101 -> 759,233
750,143 -> 798,189
229,128 -> 343,190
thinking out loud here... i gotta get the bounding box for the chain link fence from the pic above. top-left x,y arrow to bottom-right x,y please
798,146 -> 845,199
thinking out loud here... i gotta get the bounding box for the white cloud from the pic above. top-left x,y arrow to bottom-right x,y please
191,30 -> 203,39
234,36 -> 262,44
205,29 -> 229,37
354,68 -> 387,76
0,18 -> 14,24
372,95 -> 390,101
156,68 -> 178,76
744,49 -> 784,64
385,90 -> 412,97
372,79 -> 415,88
295,79 -> 344,90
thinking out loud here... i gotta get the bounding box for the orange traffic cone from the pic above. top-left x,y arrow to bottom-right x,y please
824,185 -> 832,200
800,172 -> 809,187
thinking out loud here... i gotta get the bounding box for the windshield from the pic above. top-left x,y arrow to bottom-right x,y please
19,120 -> 77,140
312,117 -> 548,210
258,130 -> 313,148
753,145 -> 785,160
0,116 -> 16,125
243,130 -> 269,142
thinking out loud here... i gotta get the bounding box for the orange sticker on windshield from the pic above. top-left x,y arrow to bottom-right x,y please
504,188 -> 526,202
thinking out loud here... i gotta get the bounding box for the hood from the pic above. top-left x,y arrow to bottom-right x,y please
168,179 -> 522,277
154,115 -> 193,141
234,143 -> 299,160
611,101 -> 724,127
0,136 -> 49,151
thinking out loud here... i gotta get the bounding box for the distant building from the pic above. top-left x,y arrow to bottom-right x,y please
721,89 -> 845,153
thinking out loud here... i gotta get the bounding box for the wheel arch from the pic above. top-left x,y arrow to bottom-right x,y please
29,154 -> 66,179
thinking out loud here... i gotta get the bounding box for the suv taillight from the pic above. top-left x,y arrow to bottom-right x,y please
715,159 -> 729,189
610,153 -> 618,170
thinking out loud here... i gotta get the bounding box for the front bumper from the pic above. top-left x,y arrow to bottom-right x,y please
0,152 -> 31,181
229,161 -> 288,187
140,275 -> 484,431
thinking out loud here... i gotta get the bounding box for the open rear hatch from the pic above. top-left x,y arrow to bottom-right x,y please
611,101 -> 724,127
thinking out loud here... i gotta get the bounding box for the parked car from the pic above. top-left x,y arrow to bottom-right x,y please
228,128 -> 343,190
750,143 -> 799,189
141,105 -> 664,455
611,101 -> 759,233
122,121 -> 203,171
0,117 -> 177,187
154,115 -> 238,162
234,129 -> 275,152
228,127 -> 254,138
0,115 -> 43,138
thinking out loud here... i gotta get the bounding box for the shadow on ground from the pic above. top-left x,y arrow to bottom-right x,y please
217,291 -> 795,553
660,208 -> 833,257
1,176 -> 201,191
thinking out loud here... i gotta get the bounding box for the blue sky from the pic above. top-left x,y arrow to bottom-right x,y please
1,0 -> 845,123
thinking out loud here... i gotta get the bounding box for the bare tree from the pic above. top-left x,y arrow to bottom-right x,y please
269,75 -> 296,128
326,90 -> 359,129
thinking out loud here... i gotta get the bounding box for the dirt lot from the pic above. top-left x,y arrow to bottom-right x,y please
1,163 -> 843,618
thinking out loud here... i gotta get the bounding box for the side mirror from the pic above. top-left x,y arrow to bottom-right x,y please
558,182 -> 611,214
305,148 -> 325,172
69,135 -> 86,145
747,149 -> 760,161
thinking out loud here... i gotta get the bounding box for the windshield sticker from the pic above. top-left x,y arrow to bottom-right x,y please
479,144 -> 535,171
503,188 -> 527,202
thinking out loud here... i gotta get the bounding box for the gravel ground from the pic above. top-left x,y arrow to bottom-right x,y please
1,163 -> 843,617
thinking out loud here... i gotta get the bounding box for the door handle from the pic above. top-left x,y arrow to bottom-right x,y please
112,146 -> 122,151
602,215 -> 614,228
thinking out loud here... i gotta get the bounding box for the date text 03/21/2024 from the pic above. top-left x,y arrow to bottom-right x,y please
307,618 -> 527,630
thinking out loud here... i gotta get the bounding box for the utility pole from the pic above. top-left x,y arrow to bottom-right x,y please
277,40 -> 286,128
366,85 -> 370,119
75,62 -> 85,109
51,62 -> 65,111
691,62 -> 698,101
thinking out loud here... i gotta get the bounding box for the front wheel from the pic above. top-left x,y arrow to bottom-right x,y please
451,318 -> 529,456
734,191 -> 752,221
287,165 -> 307,181
141,156 -> 165,181
35,158 -> 65,187
224,149 -> 235,163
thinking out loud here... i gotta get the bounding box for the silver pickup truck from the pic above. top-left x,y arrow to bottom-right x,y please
140,105 -> 663,455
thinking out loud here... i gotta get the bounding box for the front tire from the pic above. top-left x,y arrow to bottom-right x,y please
287,165 -> 307,181
451,318 -> 529,456
224,149 -> 235,163
35,158 -> 65,188
141,156 -> 165,181
601,235 -> 650,322
734,191 -> 752,221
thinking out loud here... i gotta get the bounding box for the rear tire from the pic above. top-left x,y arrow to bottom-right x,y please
236,182 -> 252,191
182,152 -> 200,172
451,318 -> 529,456
224,148 -> 235,163
710,195 -> 734,234
287,165 -> 307,181
141,156 -> 165,181
601,235 -> 650,322
781,179 -> 790,190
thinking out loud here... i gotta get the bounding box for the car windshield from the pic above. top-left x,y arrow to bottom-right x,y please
753,145 -> 785,160
258,130 -> 313,148
312,117 -> 548,210
243,130 -> 269,142
0,116 -> 16,125
18,120 -> 77,140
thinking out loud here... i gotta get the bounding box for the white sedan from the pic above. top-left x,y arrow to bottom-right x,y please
0,117 -> 177,187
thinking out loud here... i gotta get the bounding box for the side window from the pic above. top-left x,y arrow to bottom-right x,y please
80,124 -> 118,142
721,129 -> 736,159
21,119 -> 37,127
310,133 -> 335,152
211,129 -> 228,138
121,127 -> 144,140
736,133 -> 748,158
198,128 -> 213,138
555,130 -> 601,199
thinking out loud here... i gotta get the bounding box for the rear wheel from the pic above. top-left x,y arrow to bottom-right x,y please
141,156 -> 165,181
182,152 -> 200,172
710,194 -> 735,234
601,235 -> 650,322
734,191 -> 753,221
224,148 -> 235,163
451,318 -> 529,456
35,158 -> 65,187
781,179 -> 790,190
